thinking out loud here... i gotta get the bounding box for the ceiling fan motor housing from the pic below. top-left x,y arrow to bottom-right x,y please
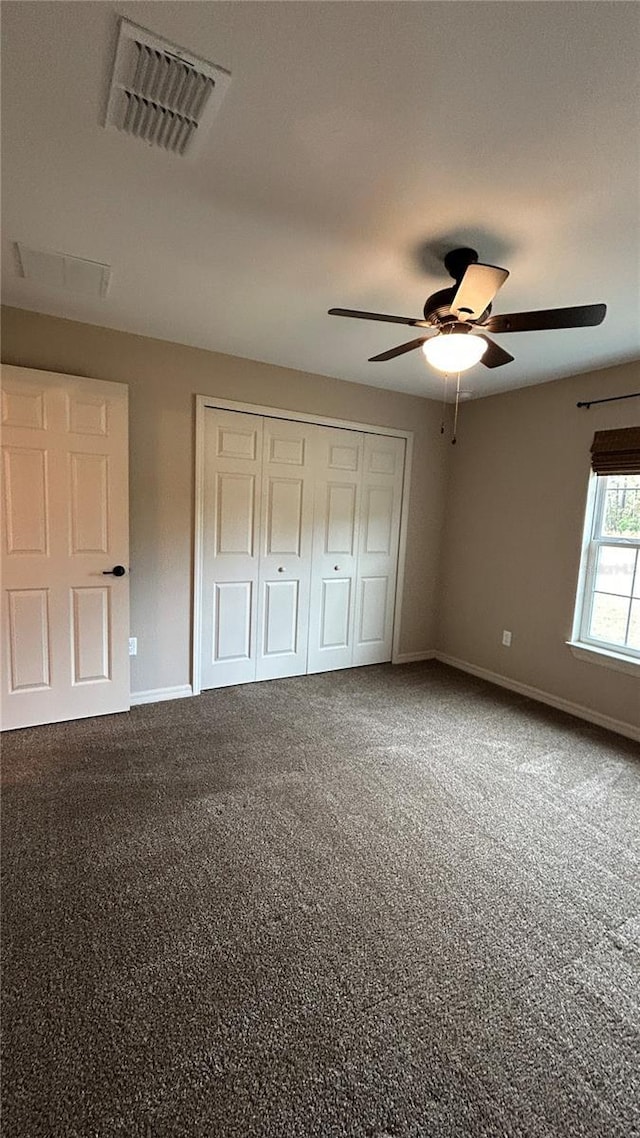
423,287 -> 489,326
423,286 -> 457,322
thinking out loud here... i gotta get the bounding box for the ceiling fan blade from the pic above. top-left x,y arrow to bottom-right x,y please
476,335 -> 514,369
369,337 -> 431,362
329,307 -> 432,328
450,263 -> 509,320
485,303 -> 607,334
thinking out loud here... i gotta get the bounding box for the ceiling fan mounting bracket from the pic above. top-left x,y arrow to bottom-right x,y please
443,247 -> 479,282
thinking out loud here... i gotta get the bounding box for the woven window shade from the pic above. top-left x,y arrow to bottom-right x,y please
590,426 -> 640,475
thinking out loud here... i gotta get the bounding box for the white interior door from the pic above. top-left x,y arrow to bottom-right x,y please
1,365 -> 130,731
307,427 -> 364,674
200,409 -> 263,689
256,418 -> 316,680
353,434 -> 405,666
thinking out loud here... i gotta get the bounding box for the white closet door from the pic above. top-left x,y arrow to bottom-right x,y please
307,427 -> 364,674
256,418 -> 316,681
200,409 -> 262,689
353,434 -> 405,666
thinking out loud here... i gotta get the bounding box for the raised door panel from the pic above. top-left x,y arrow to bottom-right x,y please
324,484 -> 358,556
367,443 -> 400,477
216,473 -> 257,556
319,578 -> 352,649
256,418 -> 315,681
262,580 -> 299,656
66,394 -> 108,436
307,427 -> 364,674
216,424 -> 259,461
268,435 -> 306,466
7,589 -> 51,692
328,443 -> 360,471
3,447 -> 49,556
2,386 -> 46,430
357,576 -> 389,645
353,434 -> 405,667
200,409 -> 263,689
71,587 -> 111,684
265,478 -> 304,556
69,453 -> 109,554
212,581 -> 253,663
362,486 -> 394,555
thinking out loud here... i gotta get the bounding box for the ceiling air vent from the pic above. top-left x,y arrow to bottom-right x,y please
16,244 -> 111,298
104,18 -> 231,158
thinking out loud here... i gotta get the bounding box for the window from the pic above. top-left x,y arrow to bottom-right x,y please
573,472 -> 640,662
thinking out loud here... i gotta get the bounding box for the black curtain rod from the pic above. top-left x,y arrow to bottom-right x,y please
577,392 -> 640,409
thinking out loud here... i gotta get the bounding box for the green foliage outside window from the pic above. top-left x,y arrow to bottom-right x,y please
603,475 -> 640,538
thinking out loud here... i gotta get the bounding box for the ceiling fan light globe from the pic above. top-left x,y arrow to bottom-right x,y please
422,333 -> 487,373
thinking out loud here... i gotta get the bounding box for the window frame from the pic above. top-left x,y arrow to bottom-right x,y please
572,472 -> 640,663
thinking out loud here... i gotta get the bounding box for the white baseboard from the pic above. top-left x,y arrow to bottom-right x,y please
130,684 -> 193,707
128,658 -> 638,742
435,652 -> 640,743
393,650 -> 437,665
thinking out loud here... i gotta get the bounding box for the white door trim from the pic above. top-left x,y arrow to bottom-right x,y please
192,395 -> 414,695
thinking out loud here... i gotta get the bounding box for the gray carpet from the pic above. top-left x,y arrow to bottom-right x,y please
2,661 -> 639,1138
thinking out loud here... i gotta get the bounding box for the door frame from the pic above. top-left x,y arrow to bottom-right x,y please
192,394 -> 414,696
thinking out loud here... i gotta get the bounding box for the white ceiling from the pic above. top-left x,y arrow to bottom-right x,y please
2,1 -> 639,400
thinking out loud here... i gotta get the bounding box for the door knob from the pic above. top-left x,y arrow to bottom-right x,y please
278,567 -> 286,573
103,565 -> 126,577
334,565 -> 341,571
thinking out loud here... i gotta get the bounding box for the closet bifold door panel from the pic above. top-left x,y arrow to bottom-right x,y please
353,434 -> 405,666
198,405 -> 408,689
200,409 -> 263,689
255,418 -> 316,681
307,428 -> 364,674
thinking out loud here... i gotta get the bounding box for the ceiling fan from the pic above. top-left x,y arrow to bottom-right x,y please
328,247 -> 607,373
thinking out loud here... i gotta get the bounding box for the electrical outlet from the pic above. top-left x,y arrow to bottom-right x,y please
129,637 -> 137,656
502,630 -> 512,647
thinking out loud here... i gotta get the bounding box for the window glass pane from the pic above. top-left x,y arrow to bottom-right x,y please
601,474 -> 640,538
628,600 -> 640,650
575,474 -> 640,661
594,545 -> 635,597
589,593 -> 629,646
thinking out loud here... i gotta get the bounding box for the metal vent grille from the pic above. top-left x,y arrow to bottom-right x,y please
104,19 -> 231,158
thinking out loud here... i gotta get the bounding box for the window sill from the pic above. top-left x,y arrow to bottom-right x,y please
566,641 -> 640,677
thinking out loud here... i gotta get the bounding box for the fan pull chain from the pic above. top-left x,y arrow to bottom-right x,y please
452,371 -> 461,445
440,372 -> 449,434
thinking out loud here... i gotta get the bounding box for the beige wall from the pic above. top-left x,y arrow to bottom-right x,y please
1,306 -> 449,693
2,305 -> 638,731
437,359 -> 640,729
